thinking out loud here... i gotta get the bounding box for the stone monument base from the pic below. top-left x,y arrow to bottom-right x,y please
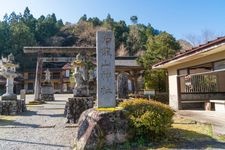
74,108 -> 129,150
64,97 -> 94,123
41,94 -> 55,101
0,100 -> 26,115
41,82 -> 54,101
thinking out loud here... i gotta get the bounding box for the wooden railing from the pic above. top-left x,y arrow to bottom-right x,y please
179,69 -> 225,93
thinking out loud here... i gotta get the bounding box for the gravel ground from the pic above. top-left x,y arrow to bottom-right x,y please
0,94 -> 77,150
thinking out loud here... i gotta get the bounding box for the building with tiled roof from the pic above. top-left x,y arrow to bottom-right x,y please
153,36 -> 225,111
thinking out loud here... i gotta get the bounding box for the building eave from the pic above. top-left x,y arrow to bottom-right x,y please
153,38 -> 225,69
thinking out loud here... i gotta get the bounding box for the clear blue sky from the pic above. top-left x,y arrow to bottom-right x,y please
0,0 -> 225,39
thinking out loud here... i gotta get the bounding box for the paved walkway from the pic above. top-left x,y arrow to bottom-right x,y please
0,94 -> 76,150
178,110 -> 225,135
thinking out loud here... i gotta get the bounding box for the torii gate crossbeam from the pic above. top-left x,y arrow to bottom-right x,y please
23,47 -> 96,101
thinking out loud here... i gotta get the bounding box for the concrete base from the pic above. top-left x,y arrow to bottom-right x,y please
41,82 -> 55,101
210,100 -> 225,112
64,97 -> 94,123
74,108 -> 129,150
0,99 -> 26,115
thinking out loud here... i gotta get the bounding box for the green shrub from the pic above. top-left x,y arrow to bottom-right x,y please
119,98 -> 174,139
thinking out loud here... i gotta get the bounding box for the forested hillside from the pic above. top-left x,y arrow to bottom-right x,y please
0,7 -> 184,90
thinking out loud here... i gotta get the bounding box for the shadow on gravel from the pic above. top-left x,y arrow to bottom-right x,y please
0,138 -> 69,148
0,120 -> 39,128
37,113 -> 64,118
19,110 -> 37,116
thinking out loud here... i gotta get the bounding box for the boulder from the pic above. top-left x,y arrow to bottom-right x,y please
74,108 -> 129,150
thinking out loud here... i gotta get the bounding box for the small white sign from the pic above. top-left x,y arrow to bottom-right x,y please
144,90 -> 155,95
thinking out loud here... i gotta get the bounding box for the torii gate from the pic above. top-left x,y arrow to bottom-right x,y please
23,47 -> 96,101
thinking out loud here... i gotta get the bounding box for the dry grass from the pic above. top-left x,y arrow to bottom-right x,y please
116,115 -> 224,149
172,116 -> 213,140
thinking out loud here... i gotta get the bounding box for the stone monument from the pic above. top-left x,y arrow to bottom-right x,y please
64,53 -> 94,123
96,31 -> 116,107
0,53 -> 26,115
74,31 -> 129,149
117,72 -> 129,99
40,69 -> 54,101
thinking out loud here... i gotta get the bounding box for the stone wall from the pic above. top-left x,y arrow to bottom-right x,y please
0,100 -> 26,115
64,97 -> 94,123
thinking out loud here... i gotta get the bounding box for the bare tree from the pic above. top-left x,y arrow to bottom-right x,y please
185,34 -> 201,46
185,29 -> 223,46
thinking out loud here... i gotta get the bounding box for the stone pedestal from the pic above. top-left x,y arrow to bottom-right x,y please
64,97 -> 94,123
0,100 -> 26,115
73,85 -> 89,97
1,94 -> 17,100
74,108 -> 129,150
41,82 -> 54,101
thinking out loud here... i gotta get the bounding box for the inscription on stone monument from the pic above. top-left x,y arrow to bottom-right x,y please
96,31 -> 115,107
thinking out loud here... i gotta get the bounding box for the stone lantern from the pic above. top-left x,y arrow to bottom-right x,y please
71,53 -> 89,97
64,53 -> 94,123
0,53 -> 18,100
0,53 -> 26,115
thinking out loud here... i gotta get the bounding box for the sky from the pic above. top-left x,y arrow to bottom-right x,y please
0,0 -> 225,40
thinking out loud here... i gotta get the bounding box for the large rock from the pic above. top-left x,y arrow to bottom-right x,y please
74,108 -> 129,150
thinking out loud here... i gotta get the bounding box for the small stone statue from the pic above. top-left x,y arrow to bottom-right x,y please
44,68 -> 51,82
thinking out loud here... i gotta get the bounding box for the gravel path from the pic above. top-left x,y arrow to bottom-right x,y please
0,94 -> 77,150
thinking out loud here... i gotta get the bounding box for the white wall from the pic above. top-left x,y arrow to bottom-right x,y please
168,67 -> 179,110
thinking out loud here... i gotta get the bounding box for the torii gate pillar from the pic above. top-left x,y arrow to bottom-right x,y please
34,53 -> 43,101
